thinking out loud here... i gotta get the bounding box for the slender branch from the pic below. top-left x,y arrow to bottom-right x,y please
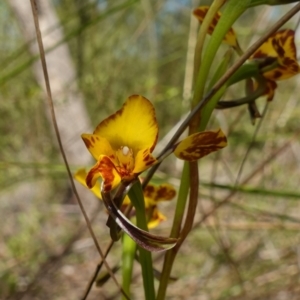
82,240 -> 115,300
29,1 -> 128,299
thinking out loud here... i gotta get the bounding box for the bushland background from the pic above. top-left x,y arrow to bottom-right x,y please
2,0 -> 300,299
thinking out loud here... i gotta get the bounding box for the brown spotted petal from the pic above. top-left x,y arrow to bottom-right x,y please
173,129 -> 227,161
147,206 -> 167,229
193,6 -> 239,48
144,183 -> 176,204
252,29 -> 299,81
86,156 -> 121,192
93,95 -> 158,155
133,148 -> 157,174
81,134 -> 115,162
263,79 -> 277,101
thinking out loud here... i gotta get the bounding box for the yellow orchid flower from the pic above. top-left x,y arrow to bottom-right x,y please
81,95 -> 227,192
82,95 -> 158,192
74,168 -> 176,229
250,29 -> 299,100
143,183 -> 176,228
193,6 -> 240,50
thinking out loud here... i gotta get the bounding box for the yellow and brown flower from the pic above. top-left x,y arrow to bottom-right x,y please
81,95 -> 227,192
251,29 -> 299,101
74,168 -> 176,229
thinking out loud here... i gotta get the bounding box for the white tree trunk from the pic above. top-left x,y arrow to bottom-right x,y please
8,0 -> 95,206
9,0 -> 92,166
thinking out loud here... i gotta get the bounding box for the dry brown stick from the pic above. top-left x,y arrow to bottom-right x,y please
81,240 -> 115,300
29,1 -> 128,299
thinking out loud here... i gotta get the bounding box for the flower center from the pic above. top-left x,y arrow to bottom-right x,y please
115,146 -> 135,174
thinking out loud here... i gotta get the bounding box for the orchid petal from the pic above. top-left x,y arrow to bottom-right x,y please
174,129 -> 227,161
74,168 -> 102,199
86,156 -> 121,192
147,207 -> 167,229
133,148 -> 157,174
193,6 -> 239,48
81,134 -> 115,162
252,29 -> 299,81
144,183 -> 176,204
94,95 -> 158,155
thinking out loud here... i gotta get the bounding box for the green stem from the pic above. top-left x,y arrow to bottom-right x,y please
156,163 -> 190,300
216,77 -> 267,109
199,84 -> 227,131
128,182 -> 155,300
193,0 -> 227,86
170,163 -> 190,238
122,233 -> 136,299
193,0 -> 250,129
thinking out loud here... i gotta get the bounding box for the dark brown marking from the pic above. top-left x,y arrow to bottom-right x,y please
82,137 -> 92,148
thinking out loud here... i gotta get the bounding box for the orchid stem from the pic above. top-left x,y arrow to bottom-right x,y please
122,233 -> 136,299
128,182 -> 155,300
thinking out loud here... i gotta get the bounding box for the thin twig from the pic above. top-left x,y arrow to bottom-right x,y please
82,240 -> 115,300
29,1 -> 128,299
235,103 -> 269,185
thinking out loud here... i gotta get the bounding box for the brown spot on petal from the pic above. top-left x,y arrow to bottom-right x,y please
192,7 -> 208,20
82,137 -> 92,149
273,41 -> 285,57
273,70 -> 283,79
253,49 -> 264,59
156,186 -> 176,201
176,130 -> 227,161
86,167 -> 98,188
145,159 -> 156,166
100,158 -> 116,192
86,157 -> 117,192
144,185 -> 155,198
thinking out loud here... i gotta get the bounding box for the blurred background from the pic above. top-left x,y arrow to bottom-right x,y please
1,0 -> 300,299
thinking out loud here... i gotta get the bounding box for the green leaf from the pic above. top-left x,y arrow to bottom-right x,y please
249,0 -> 300,7
207,49 -> 233,91
226,63 -> 260,86
128,181 -> 155,300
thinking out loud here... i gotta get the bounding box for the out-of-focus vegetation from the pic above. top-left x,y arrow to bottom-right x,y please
2,0 -> 300,299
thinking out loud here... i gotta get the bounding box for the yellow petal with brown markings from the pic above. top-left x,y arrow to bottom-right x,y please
81,134 -> 115,162
93,95 -> 158,155
174,129 -> 227,161
251,29 -> 299,81
74,168 -> 102,199
133,148 -> 157,174
193,6 -> 239,48
86,156 -> 121,192
144,183 -> 176,204
147,206 -> 167,229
